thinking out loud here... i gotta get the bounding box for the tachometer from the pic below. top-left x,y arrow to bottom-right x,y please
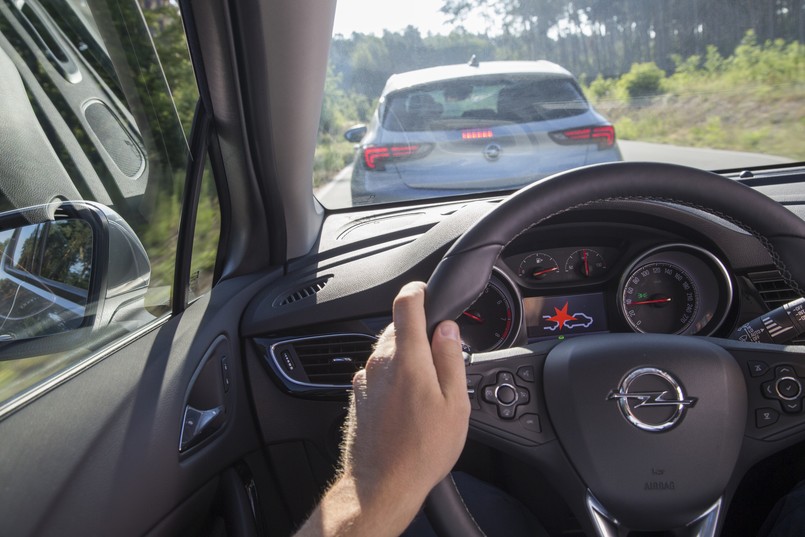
457,273 -> 520,352
621,262 -> 698,334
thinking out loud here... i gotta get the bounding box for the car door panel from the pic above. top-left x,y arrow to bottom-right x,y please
0,272 -> 277,536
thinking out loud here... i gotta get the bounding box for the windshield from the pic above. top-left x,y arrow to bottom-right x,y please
315,0 -> 804,209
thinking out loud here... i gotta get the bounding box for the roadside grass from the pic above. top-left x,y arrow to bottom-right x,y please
594,82 -> 805,161
314,134 -> 355,189
585,33 -> 805,161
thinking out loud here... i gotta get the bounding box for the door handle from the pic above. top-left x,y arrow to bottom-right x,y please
179,404 -> 224,452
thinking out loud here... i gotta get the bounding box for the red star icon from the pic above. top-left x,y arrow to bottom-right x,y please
547,302 -> 577,330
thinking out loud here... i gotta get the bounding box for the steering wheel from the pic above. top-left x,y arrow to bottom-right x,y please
422,162 -> 805,537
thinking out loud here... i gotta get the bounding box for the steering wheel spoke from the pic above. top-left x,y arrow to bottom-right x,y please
719,340 -> 805,447
587,492 -> 722,537
465,342 -> 559,452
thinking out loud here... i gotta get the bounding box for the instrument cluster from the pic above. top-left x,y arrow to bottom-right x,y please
457,242 -> 734,354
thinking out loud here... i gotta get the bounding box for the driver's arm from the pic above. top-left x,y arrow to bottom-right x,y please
293,282 -> 471,537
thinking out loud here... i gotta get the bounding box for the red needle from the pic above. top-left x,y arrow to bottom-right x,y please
532,266 -> 559,277
583,250 -> 589,277
462,311 -> 484,323
633,297 -> 672,305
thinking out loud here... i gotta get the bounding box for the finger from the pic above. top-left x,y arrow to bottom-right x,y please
430,320 -> 469,401
371,324 -> 396,358
364,325 -> 394,382
352,367 -> 367,393
340,377 -> 360,467
391,282 -> 432,369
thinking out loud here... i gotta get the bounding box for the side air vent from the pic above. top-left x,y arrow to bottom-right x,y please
263,334 -> 376,393
747,270 -> 805,344
273,276 -> 332,307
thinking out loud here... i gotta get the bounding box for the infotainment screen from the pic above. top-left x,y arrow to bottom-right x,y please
523,292 -> 608,340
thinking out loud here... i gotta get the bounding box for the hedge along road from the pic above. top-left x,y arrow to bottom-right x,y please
314,141 -> 794,208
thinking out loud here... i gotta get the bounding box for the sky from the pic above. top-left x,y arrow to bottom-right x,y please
332,0 -> 488,37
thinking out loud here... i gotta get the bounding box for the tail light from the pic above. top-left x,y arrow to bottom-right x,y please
361,144 -> 430,171
550,125 -> 616,150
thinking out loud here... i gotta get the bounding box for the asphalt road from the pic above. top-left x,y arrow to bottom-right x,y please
315,141 -> 795,208
618,140 -> 793,169
315,164 -> 355,208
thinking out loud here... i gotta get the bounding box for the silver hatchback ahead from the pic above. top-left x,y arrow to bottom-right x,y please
347,60 -> 622,205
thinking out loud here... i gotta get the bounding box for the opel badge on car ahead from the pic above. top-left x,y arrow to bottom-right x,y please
483,143 -> 501,162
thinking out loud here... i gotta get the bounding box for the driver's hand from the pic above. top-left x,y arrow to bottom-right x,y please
342,281 -> 470,533
293,282 -> 470,537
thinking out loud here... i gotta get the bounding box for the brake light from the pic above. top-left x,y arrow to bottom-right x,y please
362,144 -> 422,170
461,129 -> 494,140
550,125 -> 616,150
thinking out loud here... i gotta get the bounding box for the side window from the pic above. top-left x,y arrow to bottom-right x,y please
0,0 -> 201,410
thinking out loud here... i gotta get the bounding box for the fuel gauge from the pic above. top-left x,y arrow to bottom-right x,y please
518,252 -> 560,281
565,249 -> 607,278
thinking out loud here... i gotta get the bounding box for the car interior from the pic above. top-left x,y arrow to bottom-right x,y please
1,1 -> 805,537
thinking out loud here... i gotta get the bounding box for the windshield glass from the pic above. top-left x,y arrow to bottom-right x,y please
315,0 -> 804,209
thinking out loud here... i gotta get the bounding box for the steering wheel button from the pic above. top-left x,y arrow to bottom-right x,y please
496,385 -> 517,406
520,413 -> 541,432
756,408 -> 780,428
516,366 -> 535,383
762,381 -> 776,399
775,377 -> 802,400
466,375 -> 482,393
516,387 -> 530,404
482,386 -> 496,403
498,405 -> 515,420
747,361 -> 769,377
782,399 -> 803,414
498,371 -> 515,385
776,365 -> 796,377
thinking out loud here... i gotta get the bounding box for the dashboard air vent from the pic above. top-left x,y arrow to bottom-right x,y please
747,270 -> 805,344
274,276 -> 331,307
747,270 -> 803,309
267,334 -> 376,389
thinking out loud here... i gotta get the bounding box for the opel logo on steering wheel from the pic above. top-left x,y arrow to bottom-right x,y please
607,367 -> 697,432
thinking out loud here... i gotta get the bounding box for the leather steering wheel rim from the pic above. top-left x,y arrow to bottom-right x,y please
423,161 -> 805,537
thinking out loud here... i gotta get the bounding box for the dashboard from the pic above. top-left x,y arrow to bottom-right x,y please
243,177 -> 805,395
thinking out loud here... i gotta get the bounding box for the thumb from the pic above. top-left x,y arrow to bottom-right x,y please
430,320 -> 467,400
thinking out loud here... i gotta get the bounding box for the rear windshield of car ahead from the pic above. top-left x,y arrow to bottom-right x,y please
381,77 -> 589,132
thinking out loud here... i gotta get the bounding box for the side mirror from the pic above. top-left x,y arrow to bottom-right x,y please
344,124 -> 368,144
0,201 -> 150,345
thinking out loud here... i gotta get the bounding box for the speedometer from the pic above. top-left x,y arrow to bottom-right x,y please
621,262 -> 698,334
619,244 -> 733,336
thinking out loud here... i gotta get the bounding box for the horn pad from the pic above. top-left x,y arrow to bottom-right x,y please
543,334 -> 746,530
